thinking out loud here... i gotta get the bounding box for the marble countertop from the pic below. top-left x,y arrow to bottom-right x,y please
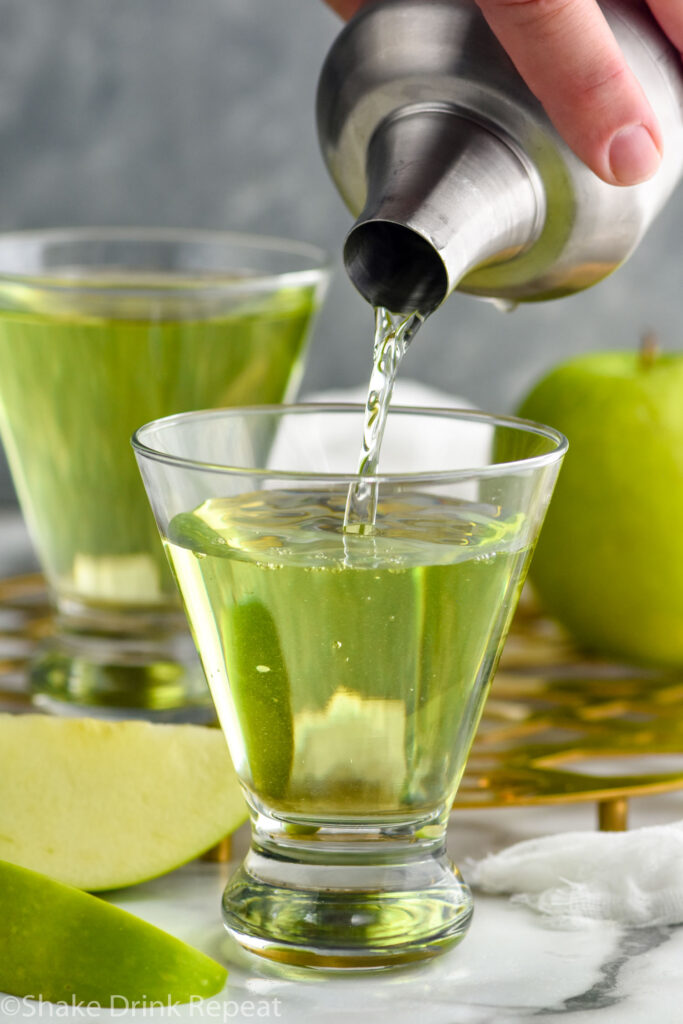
4,797 -> 677,1024
79,797 -> 683,1024
0,509 -> 681,1023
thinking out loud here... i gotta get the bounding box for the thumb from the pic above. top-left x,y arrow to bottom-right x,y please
475,0 -> 662,185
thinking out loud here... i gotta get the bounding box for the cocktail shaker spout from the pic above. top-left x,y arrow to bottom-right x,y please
317,0 -> 683,312
343,105 -> 544,315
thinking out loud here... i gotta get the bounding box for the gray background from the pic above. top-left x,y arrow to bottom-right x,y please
0,0 -> 682,504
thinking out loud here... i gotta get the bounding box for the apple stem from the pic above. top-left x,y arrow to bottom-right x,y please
640,332 -> 660,370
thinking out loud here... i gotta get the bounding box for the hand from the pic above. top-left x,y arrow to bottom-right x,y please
324,0 -> 683,186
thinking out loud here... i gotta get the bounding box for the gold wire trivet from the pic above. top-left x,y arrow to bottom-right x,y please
457,599 -> 683,829
1,574 -> 682,831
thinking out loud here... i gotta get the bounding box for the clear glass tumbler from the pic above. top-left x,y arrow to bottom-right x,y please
0,229 -> 329,720
134,404 -> 566,967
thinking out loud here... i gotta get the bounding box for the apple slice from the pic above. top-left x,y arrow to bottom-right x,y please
0,714 -> 248,891
0,858 -> 227,1006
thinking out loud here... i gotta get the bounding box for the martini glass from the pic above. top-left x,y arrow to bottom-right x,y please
0,229 -> 329,720
134,404 -> 566,966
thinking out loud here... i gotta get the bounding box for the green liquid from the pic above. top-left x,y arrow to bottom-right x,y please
0,282 -> 317,611
165,489 -> 530,820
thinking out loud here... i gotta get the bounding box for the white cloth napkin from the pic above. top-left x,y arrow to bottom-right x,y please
466,821 -> 683,929
299,380 -> 487,475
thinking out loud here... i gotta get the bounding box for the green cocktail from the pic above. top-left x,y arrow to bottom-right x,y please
166,489 -> 528,816
134,405 -> 566,966
0,292 -> 316,610
0,230 -> 328,717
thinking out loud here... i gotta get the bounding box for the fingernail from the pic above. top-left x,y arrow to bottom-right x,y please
608,125 -> 662,185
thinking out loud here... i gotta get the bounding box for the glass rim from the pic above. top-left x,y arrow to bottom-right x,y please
132,403 -> 568,485
0,226 -> 331,296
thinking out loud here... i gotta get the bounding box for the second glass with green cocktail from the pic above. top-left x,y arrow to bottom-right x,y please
0,229 -> 329,718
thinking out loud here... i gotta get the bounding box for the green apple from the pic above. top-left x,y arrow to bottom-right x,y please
517,345 -> 683,665
0,714 -> 248,891
0,858 -> 226,1005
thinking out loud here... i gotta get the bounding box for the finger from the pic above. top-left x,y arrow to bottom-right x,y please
647,0 -> 683,53
323,0 -> 369,17
475,0 -> 663,185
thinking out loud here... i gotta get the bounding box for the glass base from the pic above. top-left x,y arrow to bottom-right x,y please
222,814 -> 472,969
29,606 -> 215,723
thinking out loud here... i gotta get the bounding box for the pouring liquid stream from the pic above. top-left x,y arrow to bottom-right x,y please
343,306 -> 424,534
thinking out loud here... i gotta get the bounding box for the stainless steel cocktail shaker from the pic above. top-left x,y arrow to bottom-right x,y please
317,0 -> 683,315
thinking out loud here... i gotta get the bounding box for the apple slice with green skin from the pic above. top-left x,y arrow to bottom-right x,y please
0,858 -> 227,1006
0,715 -> 248,891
